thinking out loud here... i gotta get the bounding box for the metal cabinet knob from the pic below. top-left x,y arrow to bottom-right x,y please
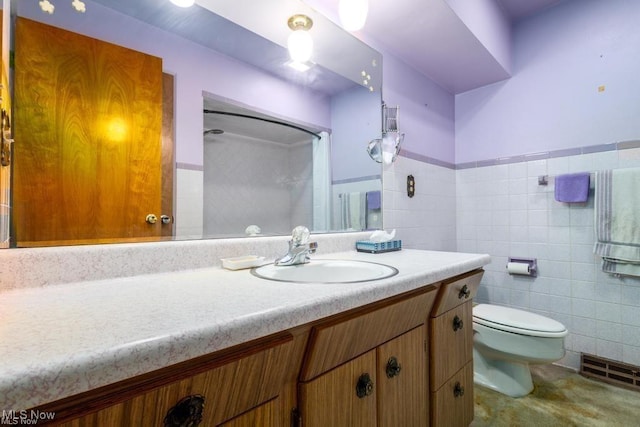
458,284 -> 471,299
356,373 -> 374,398
163,395 -> 205,427
146,214 -> 158,224
453,382 -> 465,397
385,357 -> 402,378
161,215 -> 172,224
453,315 -> 464,331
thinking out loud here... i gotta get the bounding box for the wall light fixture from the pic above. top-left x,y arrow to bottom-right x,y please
367,104 -> 404,165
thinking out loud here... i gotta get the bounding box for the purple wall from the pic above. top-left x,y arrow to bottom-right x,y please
17,0 -> 331,166
455,0 -> 640,163
445,0 -> 511,74
330,86 -> 381,181
382,53 -> 456,164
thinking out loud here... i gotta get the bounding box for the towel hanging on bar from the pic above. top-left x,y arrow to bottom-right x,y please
554,172 -> 590,203
593,168 -> 640,277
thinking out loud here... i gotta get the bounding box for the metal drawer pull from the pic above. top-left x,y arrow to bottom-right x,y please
453,315 -> 464,331
164,394 -> 205,427
385,357 -> 402,378
458,284 -> 471,299
356,373 -> 374,398
454,382 -> 465,397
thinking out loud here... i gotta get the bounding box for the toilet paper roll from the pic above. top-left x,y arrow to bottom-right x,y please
506,262 -> 531,275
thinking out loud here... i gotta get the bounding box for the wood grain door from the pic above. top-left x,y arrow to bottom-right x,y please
13,18 -> 165,246
376,325 -> 428,427
299,350 -> 378,427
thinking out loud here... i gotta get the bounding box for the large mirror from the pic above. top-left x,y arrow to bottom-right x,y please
3,0 -> 383,247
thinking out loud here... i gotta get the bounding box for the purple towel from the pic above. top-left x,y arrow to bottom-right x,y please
367,191 -> 381,209
555,172 -> 590,203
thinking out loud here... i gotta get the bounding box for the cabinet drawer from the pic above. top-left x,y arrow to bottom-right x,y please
431,361 -> 474,427
301,286 -> 437,381
53,334 -> 295,426
431,269 -> 483,317
430,301 -> 473,389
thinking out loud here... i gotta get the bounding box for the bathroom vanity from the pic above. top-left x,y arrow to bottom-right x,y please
0,247 -> 488,426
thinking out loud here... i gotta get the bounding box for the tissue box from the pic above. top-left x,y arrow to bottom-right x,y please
356,240 -> 402,254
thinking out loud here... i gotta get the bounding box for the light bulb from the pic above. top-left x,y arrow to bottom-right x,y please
170,0 -> 195,7
288,29 -> 313,63
339,0 -> 369,31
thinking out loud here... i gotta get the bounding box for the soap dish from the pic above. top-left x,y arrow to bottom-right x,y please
221,255 -> 266,270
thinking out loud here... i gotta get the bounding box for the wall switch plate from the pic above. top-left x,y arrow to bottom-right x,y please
407,175 -> 415,198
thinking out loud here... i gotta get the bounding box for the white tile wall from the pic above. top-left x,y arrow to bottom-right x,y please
202,134 -> 313,237
175,168 -> 204,239
383,156 -> 457,251
456,149 -> 640,370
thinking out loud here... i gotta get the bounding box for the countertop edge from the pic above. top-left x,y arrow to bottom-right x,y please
0,249 -> 490,411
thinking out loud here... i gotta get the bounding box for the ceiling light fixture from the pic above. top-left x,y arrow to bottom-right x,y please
287,14 -> 314,64
338,0 -> 369,31
286,60 -> 312,72
170,0 -> 195,7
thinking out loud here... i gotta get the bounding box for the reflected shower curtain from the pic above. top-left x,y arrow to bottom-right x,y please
312,132 -> 331,231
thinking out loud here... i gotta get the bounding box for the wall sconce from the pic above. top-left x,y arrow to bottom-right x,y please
170,0 -> 195,7
367,104 -> 404,165
339,0 -> 369,31
39,0 -> 86,14
287,14 -> 314,65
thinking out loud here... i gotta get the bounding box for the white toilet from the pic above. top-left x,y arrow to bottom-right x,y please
472,303 -> 568,397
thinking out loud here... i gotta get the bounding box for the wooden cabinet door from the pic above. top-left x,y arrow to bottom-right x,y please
376,325 -> 428,427
14,18 -> 164,246
299,349 -> 377,427
219,397 -> 281,427
430,301 -> 473,390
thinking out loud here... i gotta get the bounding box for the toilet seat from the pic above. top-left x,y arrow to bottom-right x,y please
473,304 -> 567,338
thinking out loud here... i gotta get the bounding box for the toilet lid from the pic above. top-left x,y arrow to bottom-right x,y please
473,304 -> 567,337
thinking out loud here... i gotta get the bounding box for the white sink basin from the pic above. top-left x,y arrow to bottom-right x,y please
251,259 -> 398,283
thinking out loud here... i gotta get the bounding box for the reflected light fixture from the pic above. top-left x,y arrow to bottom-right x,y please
287,14 -> 314,64
339,0 -> 369,31
170,0 -> 195,7
39,0 -> 86,14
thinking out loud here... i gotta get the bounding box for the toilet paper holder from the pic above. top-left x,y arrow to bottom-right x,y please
507,257 -> 537,277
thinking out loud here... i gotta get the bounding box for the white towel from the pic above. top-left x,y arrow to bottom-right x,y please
340,192 -> 366,230
593,168 -> 640,277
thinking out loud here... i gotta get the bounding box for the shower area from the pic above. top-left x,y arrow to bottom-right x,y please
202,99 -> 327,237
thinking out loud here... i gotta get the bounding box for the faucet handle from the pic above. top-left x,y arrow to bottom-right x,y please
291,226 -> 310,245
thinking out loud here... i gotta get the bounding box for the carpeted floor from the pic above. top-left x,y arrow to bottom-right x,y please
472,364 -> 639,426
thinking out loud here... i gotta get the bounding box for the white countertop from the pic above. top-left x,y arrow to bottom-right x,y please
0,249 -> 490,410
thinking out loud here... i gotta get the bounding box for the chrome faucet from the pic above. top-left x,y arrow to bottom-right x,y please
275,226 -> 317,266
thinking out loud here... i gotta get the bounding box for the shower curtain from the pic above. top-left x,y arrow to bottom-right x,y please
312,131 -> 331,232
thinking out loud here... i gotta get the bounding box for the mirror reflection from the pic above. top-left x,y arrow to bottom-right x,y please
6,0 -> 383,247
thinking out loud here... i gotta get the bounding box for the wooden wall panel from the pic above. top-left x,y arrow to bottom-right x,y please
13,18 -> 163,245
